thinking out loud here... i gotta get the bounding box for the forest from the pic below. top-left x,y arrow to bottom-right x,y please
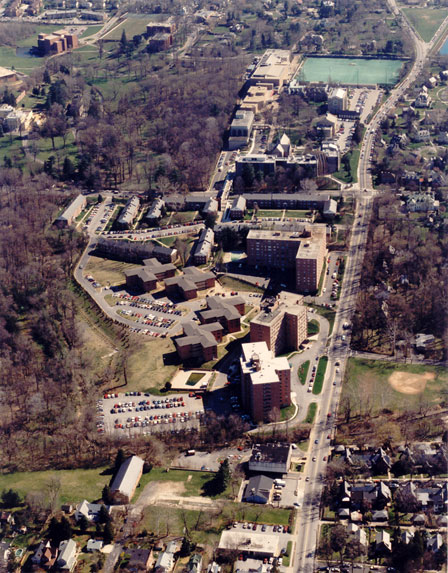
351,192 -> 447,357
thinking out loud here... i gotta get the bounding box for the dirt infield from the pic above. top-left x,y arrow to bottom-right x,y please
388,371 -> 435,395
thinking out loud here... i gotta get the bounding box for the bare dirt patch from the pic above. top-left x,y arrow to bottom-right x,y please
388,371 -> 435,395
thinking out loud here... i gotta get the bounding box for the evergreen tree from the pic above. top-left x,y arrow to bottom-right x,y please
113,449 -> 125,476
78,515 -> 89,533
43,69 -> 51,84
102,484 -> 111,504
62,157 -> 75,181
215,459 -> 231,493
98,505 -> 111,525
103,521 -> 114,544
120,29 -> 128,52
1,489 -> 21,508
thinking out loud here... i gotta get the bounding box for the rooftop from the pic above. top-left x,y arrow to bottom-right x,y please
219,530 -> 280,556
240,341 -> 289,385
249,443 -> 292,465
110,455 -> 144,498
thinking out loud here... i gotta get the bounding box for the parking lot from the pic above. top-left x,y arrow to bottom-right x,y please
96,391 -> 205,437
231,521 -> 292,554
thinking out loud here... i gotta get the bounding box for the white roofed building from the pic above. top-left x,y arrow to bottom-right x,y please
110,455 -> 145,504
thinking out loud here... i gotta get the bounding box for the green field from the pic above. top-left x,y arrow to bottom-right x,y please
141,503 -> 291,545
298,360 -> 310,385
312,356 -> 328,395
307,319 -> 320,336
334,150 -> 360,184
0,25 -> 61,73
298,57 -> 404,86
284,210 -> 310,219
255,210 -> 283,218
80,25 -> 103,39
341,358 -> 448,416
84,256 -> 138,286
186,372 -> 206,385
403,7 -> 448,42
104,14 -> 156,41
219,276 -> 264,293
126,336 -> 178,393
304,402 -> 317,424
0,467 -> 110,504
0,135 -> 27,169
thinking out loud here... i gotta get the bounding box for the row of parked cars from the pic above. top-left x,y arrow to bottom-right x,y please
114,295 -> 182,316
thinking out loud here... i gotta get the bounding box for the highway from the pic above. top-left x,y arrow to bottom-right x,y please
291,2 -> 448,571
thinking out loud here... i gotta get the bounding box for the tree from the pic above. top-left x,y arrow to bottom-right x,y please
180,536 -> 195,557
98,504 -> 111,524
102,485 -> 111,504
62,157 -> 75,181
48,516 -> 72,545
330,525 -> 348,563
103,520 -> 114,544
1,489 -> 21,508
113,449 -> 125,476
43,69 -> 51,84
215,459 -> 231,493
120,29 -> 128,53
78,515 -> 89,533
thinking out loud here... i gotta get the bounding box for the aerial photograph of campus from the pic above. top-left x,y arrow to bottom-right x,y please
0,0 -> 447,571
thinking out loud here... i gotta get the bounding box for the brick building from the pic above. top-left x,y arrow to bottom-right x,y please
246,227 -> 326,293
175,322 -> 220,364
165,267 -> 215,300
250,296 -> 307,355
240,341 -> 291,423
37,30 -> 79,56
125,258 -> 176,293
199,295 -> 245,333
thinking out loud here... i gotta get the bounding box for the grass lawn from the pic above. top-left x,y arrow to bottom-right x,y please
103,14 -> 156,41
137,468 -> 226,500
84,256 -> 138,286
141,502 -> 291,544
402,7 -> 448,42
284,210 -> 310,219
219,276 -> 264,293
186,372 -> 206,386
126,337 -> 178,393
0,135 -> 27,169
298,360 -> 310,385
310,305 -> 336,335
283,541 -> 293,567
36,132 -> 77,164
333,150 -> 360,184
280,403 -> 296,421
80,25 -> 103,38
255,210 -> 283,218
341,358 -> 448,416
312,356 -> 328,395
157,236 -> 177,247
0,467 -> 110,504
170,211 -> 198,224
304,402 -> 317,424
307,319 -> 320,336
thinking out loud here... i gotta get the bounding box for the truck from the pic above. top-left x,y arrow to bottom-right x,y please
342,322 -> 350,330
274,479 -> 286,487
186,449 -> 196,456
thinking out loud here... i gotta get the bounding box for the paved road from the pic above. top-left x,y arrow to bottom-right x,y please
291,3 -> 448,571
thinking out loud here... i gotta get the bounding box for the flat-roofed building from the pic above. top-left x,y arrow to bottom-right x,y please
146,21 -> 176,35
219,530 -> 280,558
250,296 -> 307,355
315,113 -> 338,138
55,194 -> 86,228
242,193 -> 334,213
228,110 -> 255,150
240,84 -> 273,113
246,227 -> 326,293
248,443 -> 292,474
110,455 -> 144,504
117,196 -> 140,229
235,152 -> 319,178
328,87 -> 347,114
37,30 -> 78,55
193,227 -> 214,265
240,341 -> 291,423
248,49 -> 292,89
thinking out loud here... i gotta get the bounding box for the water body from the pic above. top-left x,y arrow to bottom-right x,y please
440,38 -> 448,55
298,57 -> 404,86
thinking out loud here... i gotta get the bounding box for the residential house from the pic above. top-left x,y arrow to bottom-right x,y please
56,539 -> 77,571
75,501 -> 105,523
116,196 -> 140,230
127,548 -> 153,571
415,88 -> 431,108
375,531 -> 391,554
193,227 -> 214,265
370,448 -> 392,474
207,562 -> 221,573
371,510 -> 388,523
401,530 -> 414,545
243,475 -> 273,504
86,539 -> 103,552
187,554 -> 202,573
412,514 -> 426,526
427,533 -> 444,553
354,528 -> 368,547
32,541 -> 58,568
146,198 -> 165,226
155,547 -> 175,572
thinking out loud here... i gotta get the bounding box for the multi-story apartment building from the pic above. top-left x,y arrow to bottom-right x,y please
250,297 -> 307,355
240,342 -> 291,423
246,227 -> 326,293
